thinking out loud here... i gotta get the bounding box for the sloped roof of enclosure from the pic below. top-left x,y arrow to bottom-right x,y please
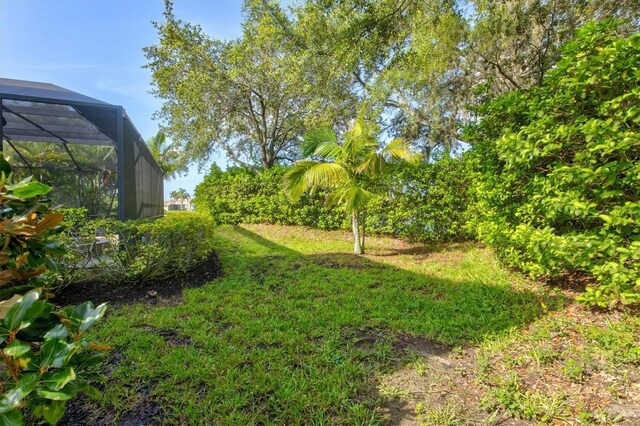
0,78 -> 164,220
0,78 -> 117,146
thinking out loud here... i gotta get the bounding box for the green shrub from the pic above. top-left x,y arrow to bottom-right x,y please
122,212 -> 215,282
52,213 -> 216,287
194,165 -> 347,229
367,157 -> 472,242
0,290 -> 107,425
194,159 -> 471,242
466,20 -> 640,307
0,155 -> 65,300
55,208 -> 88,230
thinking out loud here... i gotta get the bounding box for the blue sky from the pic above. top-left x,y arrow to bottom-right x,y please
0,0 -> 244,198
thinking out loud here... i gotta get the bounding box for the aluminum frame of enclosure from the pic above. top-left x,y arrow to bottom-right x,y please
0,78 -> 163,220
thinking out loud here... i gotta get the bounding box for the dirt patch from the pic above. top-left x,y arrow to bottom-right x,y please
114,384 -> 163,426
60,363 -> 164,426
377,345 -> 490,426
542,270 -> 596,294
346,327 -> 525,425
53,251 -> 222,307
62,386 -> 163,426
350,327 -> 450,358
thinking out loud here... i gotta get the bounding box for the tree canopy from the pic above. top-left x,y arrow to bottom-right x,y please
145,0 -> 352,171
146,0 -> 639,169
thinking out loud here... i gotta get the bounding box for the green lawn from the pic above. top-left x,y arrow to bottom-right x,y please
79,224 -> 638,425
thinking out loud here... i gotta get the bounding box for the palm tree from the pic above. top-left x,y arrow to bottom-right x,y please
146,131 -> 179,177
284,121 -> 420,254
170,188 -> 190,210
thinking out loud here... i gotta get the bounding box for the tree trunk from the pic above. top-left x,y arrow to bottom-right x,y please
360,211 -> 366,254
352,211 -> 363,255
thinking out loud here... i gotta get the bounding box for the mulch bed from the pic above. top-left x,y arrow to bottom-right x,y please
53,251 -> 222,307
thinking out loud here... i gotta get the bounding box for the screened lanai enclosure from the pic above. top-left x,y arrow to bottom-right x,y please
0,78 -> 163,220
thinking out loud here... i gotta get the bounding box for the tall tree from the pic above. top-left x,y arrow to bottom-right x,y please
145,0 -> 349,171
288,0 -> 640,156
290,0 -> 469,157
466,0 -> 640,96
284,120 -> 420,254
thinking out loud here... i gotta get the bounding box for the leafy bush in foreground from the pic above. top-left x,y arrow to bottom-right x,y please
0,290 -> 107,425
0,157 -> 107,425
466,21 -> 640,307
0,156 -> 65,300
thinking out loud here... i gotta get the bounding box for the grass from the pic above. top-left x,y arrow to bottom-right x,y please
80,224 -> 639,425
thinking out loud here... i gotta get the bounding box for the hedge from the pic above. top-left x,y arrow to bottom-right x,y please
194,158 -> 472,243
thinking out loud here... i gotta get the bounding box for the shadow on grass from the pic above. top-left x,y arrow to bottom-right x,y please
223,225 -> 565,423
368,240 -> 481,258
233,225 -> 561,341
70,225 -> 565,426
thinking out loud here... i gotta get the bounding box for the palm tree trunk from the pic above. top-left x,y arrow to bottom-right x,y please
360,211 -> 366,254
352,211 -> 363,255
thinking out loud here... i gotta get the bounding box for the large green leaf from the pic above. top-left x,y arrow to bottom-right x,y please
4,291 -> 44,333
301,126 -> 338,157
284,161 -> 348,201
342,185 -> 376,212
3,340 -> 31,358
42,400 -> 66,425
0,289 -> 33,312
0,410 -> 23,426
10,182 -> 51,199
69,302 -> 107,333
40,325 -> 75,369
2,340 -> 36,370
36,389 -> 74,401
42,368 -> 76,391
0,373 -> 40,414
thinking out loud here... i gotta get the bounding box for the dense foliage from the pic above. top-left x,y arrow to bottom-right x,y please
367,157 -> 472,243
147,0 -> 639,168
466,21 -> 640,307
195,157 -> 471,243
0,156 -> 65,301
51,212 -> 216,287
0,290 -> 107,425
195,165 -> 347,230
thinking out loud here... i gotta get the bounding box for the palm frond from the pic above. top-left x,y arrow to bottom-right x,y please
343,121 -> 378,162
284,161 -> 349,201
313,142 -> 346,161
353,151 -> 383,176
329,185 -> 375,213
301,127 -> 338,157
383,138 -> 421,164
